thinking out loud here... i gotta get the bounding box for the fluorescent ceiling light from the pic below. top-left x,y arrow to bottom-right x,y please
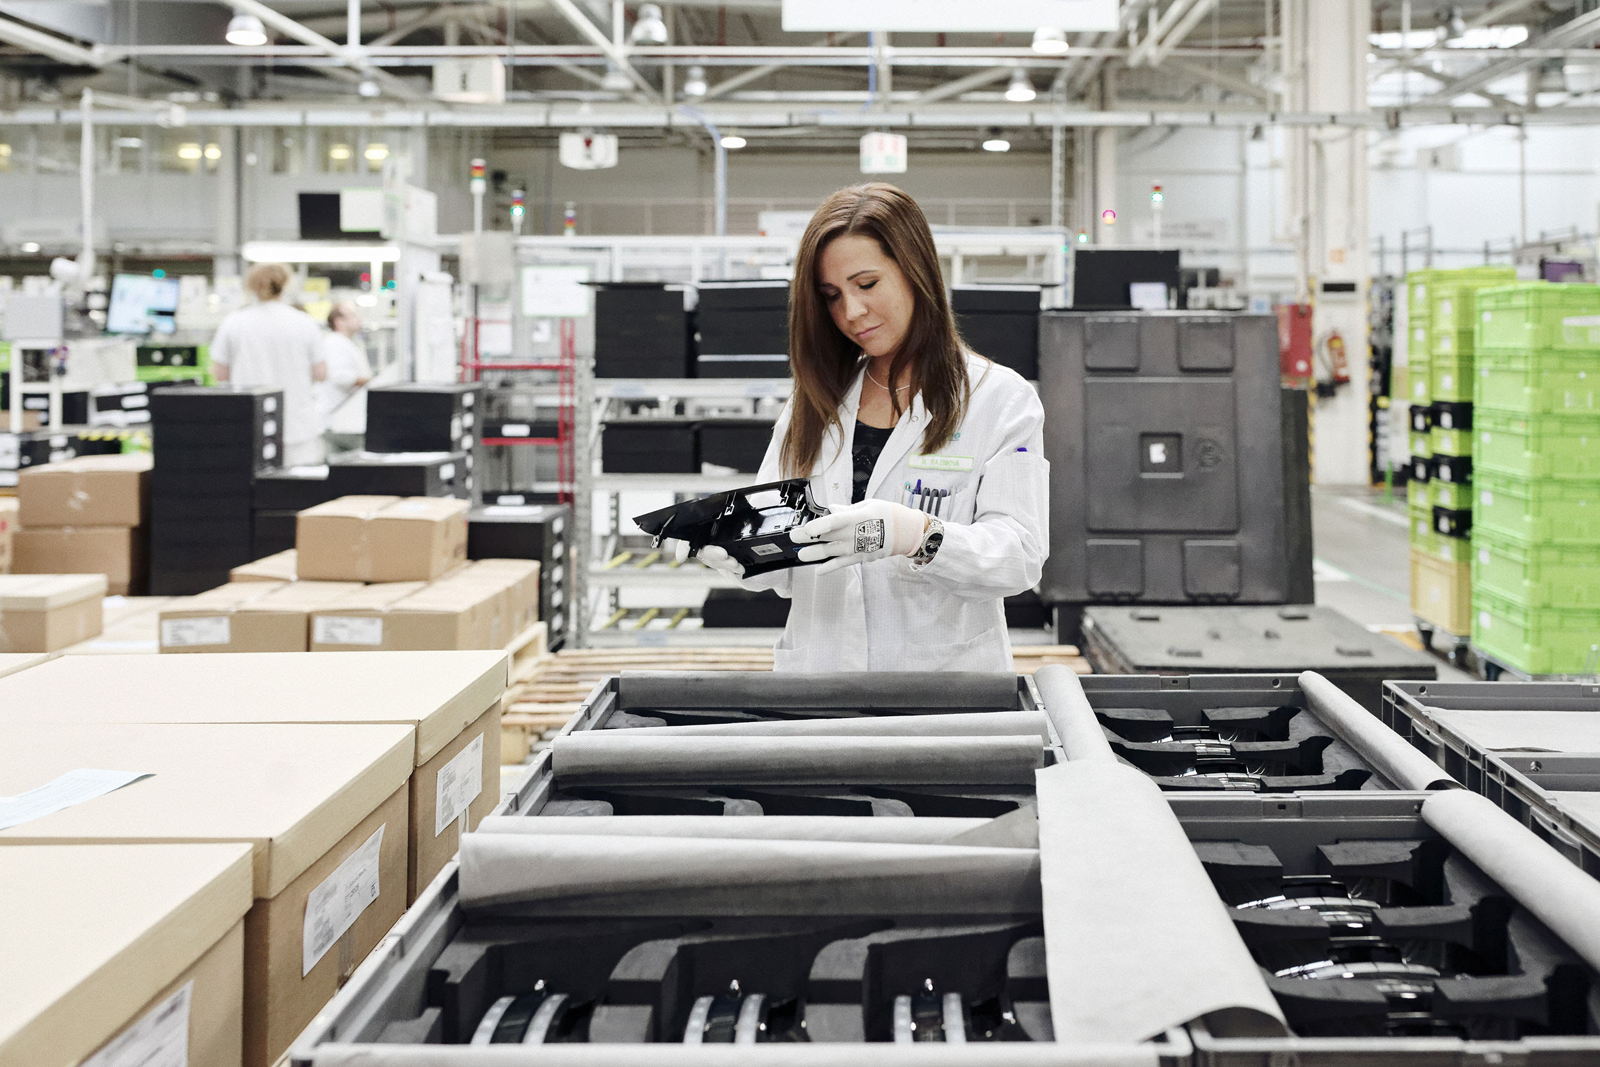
357,76 -> 381,98
329,144 -> 352,161
1031,27 -> 1070,55
719,134 -> 747,149
683,65 -> 708,98
629,3 -> 669,46
1004,69 -> 1036,102
203,144 -> 221,161
365,144 -> 389,161
242,241 -> 400,264
981,134 -> 1010,152
225,13 -> 268,47
177,143 -> 202,161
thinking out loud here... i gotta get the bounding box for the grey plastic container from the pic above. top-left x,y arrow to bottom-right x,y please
1037,310 -> 1313,607
1082,605 -> 1437,709
1175,793 -> 1600,1066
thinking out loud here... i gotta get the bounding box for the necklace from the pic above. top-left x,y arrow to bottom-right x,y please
866,367 -> 911,393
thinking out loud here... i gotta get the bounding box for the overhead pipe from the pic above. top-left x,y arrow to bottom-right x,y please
0,15 -> 104,67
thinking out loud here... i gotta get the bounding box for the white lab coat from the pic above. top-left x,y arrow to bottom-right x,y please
209,300 -> 323,447
739,353 -> 1049,672
315,330 -> 373,435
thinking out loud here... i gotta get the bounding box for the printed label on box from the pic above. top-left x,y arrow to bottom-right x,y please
502,423 -> 531,437
440,463 -> 457,480
462,392 -> 475,409
435,734 -> 485,836
450,416 -> 463,440
462,412 -> 476,429
264,397 -> 278,414
122,394 -> 149,409
313,615 -> 384,646
161,616 -> 231,648
81,980 -> 192,1067
264,419 -> 278,438
303,824 -> 384,975
264,442 -> 278,461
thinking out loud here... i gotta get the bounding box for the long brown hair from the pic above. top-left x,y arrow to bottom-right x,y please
781,182 -> 970,477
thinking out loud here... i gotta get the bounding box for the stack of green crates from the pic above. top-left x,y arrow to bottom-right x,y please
1405,266 -> 1516,638
1471,282 -> 1600,675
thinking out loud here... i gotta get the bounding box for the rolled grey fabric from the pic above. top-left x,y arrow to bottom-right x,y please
306,1043 -> 1161,1066
475,815 -> 995,844
616,670 -> 1020,711
1034,664 -> 1118,762
1298,670 -> 1457,790
550,733 -> 1044,786
621,710 -> 1049,739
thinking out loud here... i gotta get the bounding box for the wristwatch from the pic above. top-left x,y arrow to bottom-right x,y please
910,517 -> 944,566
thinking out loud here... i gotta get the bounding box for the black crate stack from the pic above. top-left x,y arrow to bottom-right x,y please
695,281 -> 789,377
468,503 -> 570,649
594,284 -> 694,378
697,418 -> 770,473
149,385 -> 283,593
952,286 -> 1041,379
364,383 -> 482,456
251,467 -> 344,557
601,419 -> 699,473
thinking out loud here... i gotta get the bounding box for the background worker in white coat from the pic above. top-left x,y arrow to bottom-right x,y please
317,301 -> 373,459
210,262 -> 327,466
687,182 -> 1049,672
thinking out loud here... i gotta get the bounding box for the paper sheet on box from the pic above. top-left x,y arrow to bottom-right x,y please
1036,761 -> 1286,1044
1299,671 -> 1456,789
1033,664 -> 1117,762
1422,788 -> 1600,972
0,768 -> 153,830
305,1043 -> 1160,1067
475,814 -> 1000,844
551,734 -> 1042,786
80,981 -> 191,1067
629,709 -> 1048,739
1425,708 -> 1600,756
457,833 -> 1040,917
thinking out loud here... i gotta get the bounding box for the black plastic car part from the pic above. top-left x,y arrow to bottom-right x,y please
634,478 -> 830,577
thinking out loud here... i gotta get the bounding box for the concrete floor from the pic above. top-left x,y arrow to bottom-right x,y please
1311,484 -> 1474,682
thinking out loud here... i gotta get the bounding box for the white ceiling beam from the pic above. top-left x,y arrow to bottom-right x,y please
700,32 -> 862,101
1412,7 -> 1600,105
1126,0 -> 1200,68
1159,56 -> 1270,102
545,0 -> 658,100
0,15 -> 105,67
913,65 -> 1014,105
1143,0 -> 1218,69
219,0 -> 426,99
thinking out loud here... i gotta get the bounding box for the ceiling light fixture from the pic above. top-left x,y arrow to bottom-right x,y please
981,127 -> 1010,152
1440,5 -> 1466,39
629,3 -> 669,46
719,134 -> 747,149
1004,68 -> 1036,102
225,12 -> 268,47
1031,27 -> 1070,55
601,64 -> 632,92
357,76 -> 381,98
682,65 -> 708,98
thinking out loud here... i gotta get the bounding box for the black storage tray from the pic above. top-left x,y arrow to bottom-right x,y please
1409,405 -> 1433,433
1433,506 -> 1471,539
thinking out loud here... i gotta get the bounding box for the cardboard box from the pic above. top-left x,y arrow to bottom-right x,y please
297,495 -> 468,583
0,497 -> 16,573
309,581 -> 427,652
230,548 -> 298,583
0,651 -> 50,678
0,842 -> 253,1067
17,452 -> 151,526
0,649 -> 506,901
159,581 -> 361,653
0,720 -> 414,1067
64,597 -> 171,655
465,558 -> 541,636
12,525 -> 145,595
385,578 -> 503,650
0,573 -> 105,652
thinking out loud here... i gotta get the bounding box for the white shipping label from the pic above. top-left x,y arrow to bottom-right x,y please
435,734 -> 485,836
0,769 -> 154,831
81,981 -> 192,1067
303,825 -> 384,975
263,397 -> 277,413
462,412 -> 476,429
313,615 -> 384,646
122,394 -> 149,409
450,416 -> 463,440
440,463 -> 457,480
161,616 -> 231,648
1480,548 -> 1491,564
502,423 -> 532,437
462,392 -> 476,409
1482,491 -> 1495,506
1439,412 -> 1454,429
264,442 -> 278,461
263,419 -> 278,437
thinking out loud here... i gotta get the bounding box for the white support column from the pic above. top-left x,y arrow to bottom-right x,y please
1286,0 -> 1372,486
1094,127 -> 1118,246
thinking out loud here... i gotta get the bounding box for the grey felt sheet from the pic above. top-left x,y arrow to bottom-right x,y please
1422,788 -> 1600,974
474,814 -> 1001,844
1298,671 -> 1458,790
615,670 -> 1021,710
306,1044 -> 1162,1066
456,833 -> 1042,917
1034,664 -> 1118,761
1035,762 -> 1287,1044
1424,708 -> 1600,755
550,734 -> 1044,786
618,709 -> 1050,739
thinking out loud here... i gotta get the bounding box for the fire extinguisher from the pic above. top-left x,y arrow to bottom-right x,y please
1319,329 -> 1352,387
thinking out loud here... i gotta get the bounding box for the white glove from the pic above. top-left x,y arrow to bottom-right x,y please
667,538 -> 747,579
790,500 -> 929,576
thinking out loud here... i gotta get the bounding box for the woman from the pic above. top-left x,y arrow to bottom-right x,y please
690,182 -> 1049,672
210,263 -> 327,466
317,301 -> 374,459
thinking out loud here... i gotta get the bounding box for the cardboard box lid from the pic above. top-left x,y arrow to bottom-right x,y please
391,580 -> 501,611
0,842 -> 253,1066
161,581 -> 285,615
375,497 -> 470,524
301,496 -> 400,520
101,595 -> 176,629
19,453 -> 153,478
229,548 -> 298,582
0,721 -> 413,898
236,581 -> 365,612
0,650 -> 507,768
0,574 -> 107,611
0,652 -> 51,679
315,582 -> 427,613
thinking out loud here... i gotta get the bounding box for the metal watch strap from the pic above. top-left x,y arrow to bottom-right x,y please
911,517 -> 944,564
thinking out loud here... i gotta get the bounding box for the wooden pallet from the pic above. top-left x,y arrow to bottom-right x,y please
498,643 -> 1090,764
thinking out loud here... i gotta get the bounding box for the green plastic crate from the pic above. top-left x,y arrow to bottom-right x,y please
1473,589 -> 1600,676
1409,430 -> 1432,456
1430,268 -> 1518,330
1477,283 -> 1600,355
1431,479 -> 1473,510
1475,409 -> 1600,480
1409,321 -> 1431,357
1430,425 -> 1471,455
1476,355 -> 1600,416
1434,532 -> 1472,564
1475,472 -> 1600,543
1430,327 -> 1476,360
1409,494 -> 1435,546
1430,356 -> 1475,402
1474,527 -> 1600,609
1410,373 -> 1432,404
1409,267 -> 1515,322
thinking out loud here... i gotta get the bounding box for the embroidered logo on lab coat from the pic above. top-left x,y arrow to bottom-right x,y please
909,454 -> 974,472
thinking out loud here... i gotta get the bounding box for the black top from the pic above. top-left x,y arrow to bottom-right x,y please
851,420 -> 896,503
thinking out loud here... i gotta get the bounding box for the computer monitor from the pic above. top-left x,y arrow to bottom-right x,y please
106,274 -> 181,335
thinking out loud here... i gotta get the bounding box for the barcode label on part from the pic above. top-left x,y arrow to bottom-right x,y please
435,734 -> 485,836
313,616 -> 384,646
161,616 -> 230,648
303,824 -> 384,975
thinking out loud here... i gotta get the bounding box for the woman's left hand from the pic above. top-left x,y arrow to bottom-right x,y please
791,500 -> 929,576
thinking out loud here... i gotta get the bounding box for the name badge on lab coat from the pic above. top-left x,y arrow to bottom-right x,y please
909,454 -> 974,473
